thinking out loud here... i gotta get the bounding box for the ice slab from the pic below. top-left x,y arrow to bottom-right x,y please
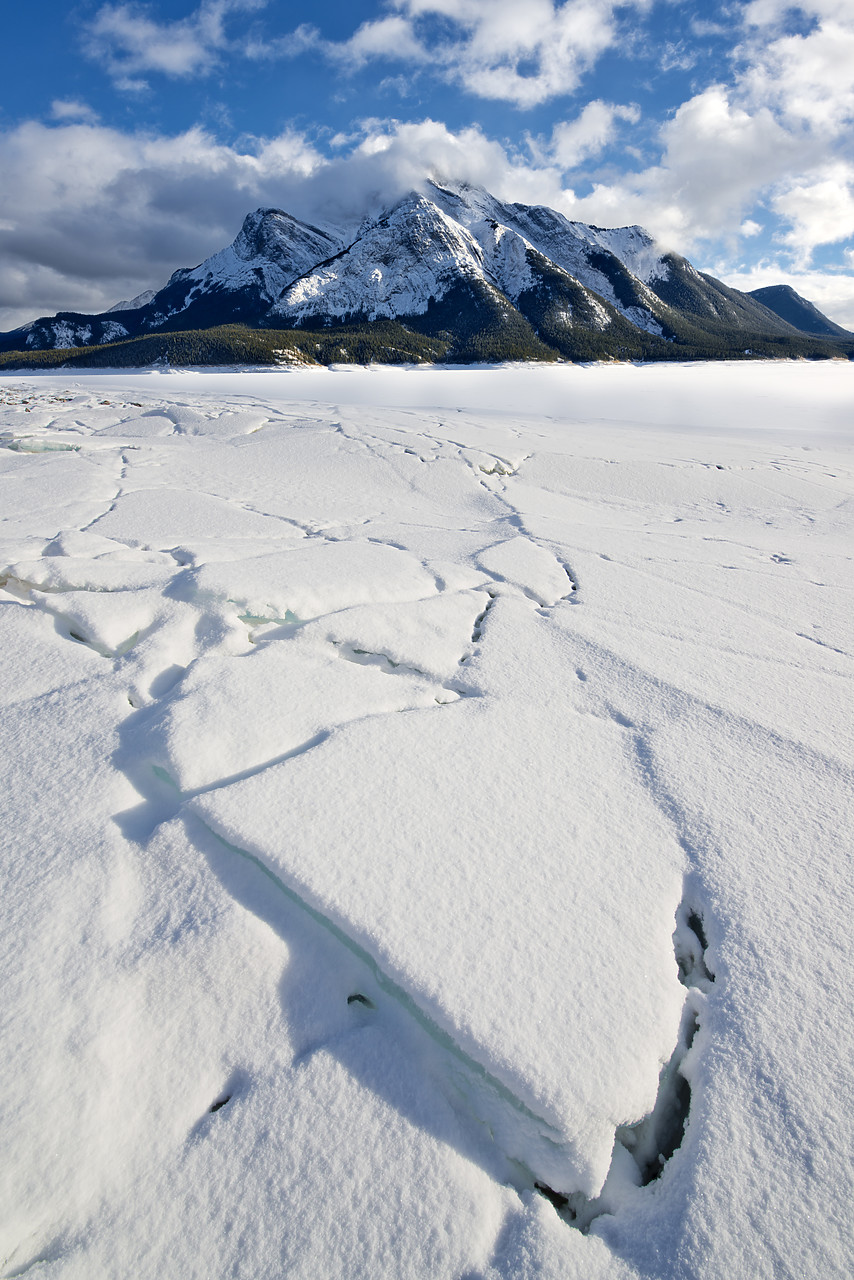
194,598 -> 686,1195
30,587 -> 171,656
294,589 -> 491,680
477,536 -> 574,606
191,540 -> 440,621
95,414 -> 177,438
4,556 -> 178,594
0,673 -> 147,1265
42,529 -> 177,562
135,639 -> 457,793
0,448 -> 122,539
92,487 -> 293,547
8,816 -> 517,1280
0,600 -> 103,704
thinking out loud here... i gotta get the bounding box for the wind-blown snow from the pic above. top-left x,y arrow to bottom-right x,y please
1,362 -> 852,1280
99,321 -> 130,343
26,320 -> 93,349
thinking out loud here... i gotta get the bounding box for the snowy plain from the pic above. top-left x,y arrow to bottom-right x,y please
0,361 -> 852,1279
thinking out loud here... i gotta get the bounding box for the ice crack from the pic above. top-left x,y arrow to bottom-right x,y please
537,895 -> 716,1232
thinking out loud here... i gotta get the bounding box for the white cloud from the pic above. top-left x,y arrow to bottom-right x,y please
329,16 -> 428,68
658,42 -> 698,73
550,1 -> 854,261
545,100 -> 640,170
85,0 -> 269,82
720,262 -> 854,329
540,85 -> 805,250
772,167 -> 854,259
317,1 -> 646,108
0,120 -> 322,329
739,13 -> 854,133
243,23 -> 322,62
50,100 -> 100,124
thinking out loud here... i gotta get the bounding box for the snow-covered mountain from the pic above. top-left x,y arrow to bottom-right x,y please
272,195 -> 495,324
2,181 -> 849,362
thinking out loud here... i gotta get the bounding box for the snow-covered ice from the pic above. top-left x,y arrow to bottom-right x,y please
1,362 -> 852,1279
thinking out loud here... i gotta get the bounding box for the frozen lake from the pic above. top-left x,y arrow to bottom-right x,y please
1,362 -> 852,1279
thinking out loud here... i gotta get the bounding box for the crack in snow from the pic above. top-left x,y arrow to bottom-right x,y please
537,894 -> 716,1232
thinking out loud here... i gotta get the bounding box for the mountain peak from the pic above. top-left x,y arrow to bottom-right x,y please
232,208 -> 341,270
747,284 -> 851,337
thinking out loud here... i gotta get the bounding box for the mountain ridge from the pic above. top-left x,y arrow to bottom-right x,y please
2,182 -> 851,365
747,284 -> 852,337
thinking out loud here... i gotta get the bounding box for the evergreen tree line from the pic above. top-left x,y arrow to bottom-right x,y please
1,309 -> 851,371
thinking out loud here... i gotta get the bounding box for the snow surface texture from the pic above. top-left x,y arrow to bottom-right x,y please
1,363 -> 852,1279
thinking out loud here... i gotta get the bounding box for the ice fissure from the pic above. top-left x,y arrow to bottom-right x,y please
543,894 -> 715,1233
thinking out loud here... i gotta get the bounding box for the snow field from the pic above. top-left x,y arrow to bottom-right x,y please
1,363 -> 852,1279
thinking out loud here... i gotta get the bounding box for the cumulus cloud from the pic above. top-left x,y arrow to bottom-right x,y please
306,1 -> 646,108
0,120 -> 322,328
772,167 -> 854,259
50,100 -> 100,124
327,15 -> 429,68
739,4 -> 854,133
85,0 -> 269,83
543,100 -> 640,170
82,0 -> 649,106
557,1 -> 854,260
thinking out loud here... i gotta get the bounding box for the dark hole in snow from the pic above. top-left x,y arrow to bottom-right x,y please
208,1094 -> 231,1114
675,908 -> 716,987
617,1007 -> 699,1190
347,993 -> 375,1008
639,1014 -> 696,1185
560,896 -> 714,1234
69,630 -> 87,644
534,1182 -> 571,1212
686,910 -> 708,954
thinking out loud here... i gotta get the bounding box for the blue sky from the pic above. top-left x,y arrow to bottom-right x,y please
1,0 -> 853,328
